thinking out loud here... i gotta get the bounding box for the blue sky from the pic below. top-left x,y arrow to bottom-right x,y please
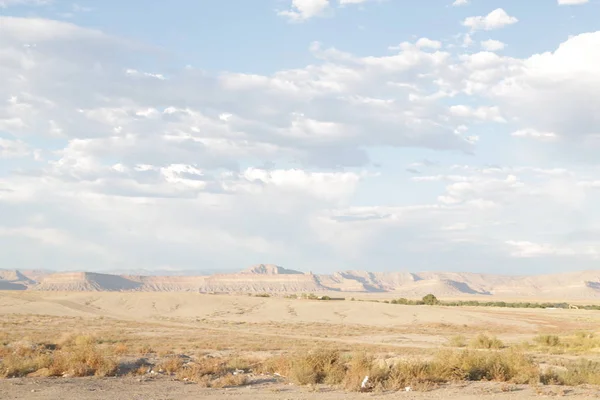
1,0 -> 600,275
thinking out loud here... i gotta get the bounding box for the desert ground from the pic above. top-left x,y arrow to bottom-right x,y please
2,291 -> 600,399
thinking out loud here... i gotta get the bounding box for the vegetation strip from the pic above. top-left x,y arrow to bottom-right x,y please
2,334 -> 600,390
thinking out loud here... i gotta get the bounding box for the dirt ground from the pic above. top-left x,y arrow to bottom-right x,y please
2,376 -> 600,400
2,291 -> 600,399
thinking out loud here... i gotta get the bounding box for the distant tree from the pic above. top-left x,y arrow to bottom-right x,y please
422,294 -> 439,306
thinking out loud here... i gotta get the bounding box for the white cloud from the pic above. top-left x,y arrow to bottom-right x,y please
452,0 -> 469,5
339,0 -> 377,3
278,0 -> 331,21
416,37 -> 442,49
0,138 -> 29,158
558,0 -> 588,4
2,13 -> 600,274
462,33 -> 474,48
483,32 -> 600,146
506,240 -> 598,258
449,105 -> 506,122
462,8 -> 518,31
512,129 -> 559,141
480,39 -> 506,51
0,0 -> 50,7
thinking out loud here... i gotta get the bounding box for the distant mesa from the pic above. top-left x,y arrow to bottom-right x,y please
2,266 -> 600,299
240,264 -> 303,275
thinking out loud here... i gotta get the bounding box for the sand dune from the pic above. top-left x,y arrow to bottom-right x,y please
2,264 -> 600,300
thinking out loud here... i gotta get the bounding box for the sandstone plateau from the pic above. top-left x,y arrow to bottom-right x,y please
1,264 -> 600,299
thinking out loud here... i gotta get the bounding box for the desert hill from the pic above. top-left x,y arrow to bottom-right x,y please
1,265 -> 600,299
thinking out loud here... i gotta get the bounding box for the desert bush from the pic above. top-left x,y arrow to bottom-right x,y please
137,344 -> 153,355
385,360 -> 442,391
113,343 -> 129,356
434,349 -> 539,384
529,332 -> 600,354
422,294 -> 439,306
469,334 -> 504,349
343,352 -> 387,391
534,335 -> 561,347
226,357 -> 255,372
447,335 -> 467,348
49,336 -> 118,377
173,357 -> 250,387
0,351 -> 52,378
211,373 -> 248,388
289,350 -> 345,385
158,357 -> 184,374
1,335 -> 117,378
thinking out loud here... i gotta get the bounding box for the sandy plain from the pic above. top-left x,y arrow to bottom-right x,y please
2,291 -> 600,399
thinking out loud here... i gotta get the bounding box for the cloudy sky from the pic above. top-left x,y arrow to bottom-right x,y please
0,0 -> 599,275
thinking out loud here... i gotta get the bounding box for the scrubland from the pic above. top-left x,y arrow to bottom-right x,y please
2,291 -> 600,399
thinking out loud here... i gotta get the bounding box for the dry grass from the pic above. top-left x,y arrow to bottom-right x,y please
252,348 -> 542,391
211,373 -> 248,388
529,331 -> 600,355
447,335 -> 467,348
469,334 -> 504,350
172,357 -> 249,388
113,343 -> 129,356
2,329 -> 600,392
0,334 -> 118,378
3,307 -> 600,393
157,357 -> 184,374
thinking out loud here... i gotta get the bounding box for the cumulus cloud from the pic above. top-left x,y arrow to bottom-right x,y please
452,0 -> 469,5
482,32 -> 600,146
462,8 -> 518,31
1,12 -> 600,274
480,39 -> 506,51
416,37 -> 442,49
511,129 -> 559,141
0,138 -> 29,158
278,0 -> 331,21
338,0 -> 378,4
449,105 -> 506,122
506,240 -> 598,258
557,0 -> 588,4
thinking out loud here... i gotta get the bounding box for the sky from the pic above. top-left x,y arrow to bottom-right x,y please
0,0 -> 599,275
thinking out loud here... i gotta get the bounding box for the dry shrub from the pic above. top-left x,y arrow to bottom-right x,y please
343,352 -> 387,391
258,354 -> 290,377
211,373 -> 248,388
549,359 -> 600,386
175,358 -> 228,384
529,332 -> 600,355
1,334 -> 116,378
386,360 -> 442,391
534,335 -> 561,347
113,343 -> 129,356
137,344 -> 153,355
158,357 -> 184,374
469,334 -> 504,350
0,352 -> 52,378
48,335 -> 118,377
434,349 -> 538,384
287,350 -> 346,386
226,357 -> 255,372
447,335 -> 467,348
56,332 -> 94,349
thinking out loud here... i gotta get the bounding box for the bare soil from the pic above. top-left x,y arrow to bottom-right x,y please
2,376 -> 600,400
